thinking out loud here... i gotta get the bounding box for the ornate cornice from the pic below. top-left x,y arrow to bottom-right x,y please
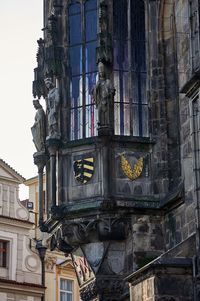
0,279 -> 45,297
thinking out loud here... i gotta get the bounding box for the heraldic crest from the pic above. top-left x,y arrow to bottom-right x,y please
73,157 -> 94,184
120,154 -> 143,181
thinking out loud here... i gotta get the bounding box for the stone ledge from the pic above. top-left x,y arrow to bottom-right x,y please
125,256 -> 192,284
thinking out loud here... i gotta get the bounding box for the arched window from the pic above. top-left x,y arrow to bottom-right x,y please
68,0 -> 148,140
69,0 -> 98,140
113,0 -> 148,137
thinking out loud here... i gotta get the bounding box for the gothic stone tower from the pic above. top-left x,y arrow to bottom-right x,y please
32,0 -> 199,300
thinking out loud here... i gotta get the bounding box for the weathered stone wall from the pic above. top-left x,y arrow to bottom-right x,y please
131,276 -> 155,301
130,263 -> 193,301
160,0 -> 196,252
132,215 -> 164,270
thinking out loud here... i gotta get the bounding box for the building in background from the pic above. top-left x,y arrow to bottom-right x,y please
24,175 -> 93,301
30,0 -> 200,300
0,158 -> 44,301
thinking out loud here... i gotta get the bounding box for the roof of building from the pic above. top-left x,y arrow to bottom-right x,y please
0,158 -> 25,183
24,174 -> 45,186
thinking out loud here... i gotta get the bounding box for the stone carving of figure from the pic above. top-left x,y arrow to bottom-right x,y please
31,99 -> 46,153
93,62 -> 115,127
44,78 -> 60,138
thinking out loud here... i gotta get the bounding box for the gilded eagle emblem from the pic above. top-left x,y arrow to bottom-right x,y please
120,155 -> 143,180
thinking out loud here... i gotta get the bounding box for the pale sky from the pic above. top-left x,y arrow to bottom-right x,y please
0,1 -> 43,199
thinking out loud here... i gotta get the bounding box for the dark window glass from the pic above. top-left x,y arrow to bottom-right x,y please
0,241 -> 8,268
85,0 -> 97,11
113,0 -> 130,135
69,14 -> 82,45
113,0 -> 148,137
68,0 -> 97,140
113,0 -> 128,71
69,0 -> 81,15
70,46 -> 82,76
86,10 -> 97,42
71,76 -> 83,108
86,42 -> 97,73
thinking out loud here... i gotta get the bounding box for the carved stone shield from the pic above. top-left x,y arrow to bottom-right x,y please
73,157 -> 94,184
107,250 -> 125,274
81,242 -> 105,274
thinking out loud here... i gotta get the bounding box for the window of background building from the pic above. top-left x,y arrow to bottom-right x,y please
60,278 -> 73,301
0,240 -> 8,268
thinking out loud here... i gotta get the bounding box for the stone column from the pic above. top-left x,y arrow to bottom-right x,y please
33,153 -> 48,226
46,138 -> 60,209
101,137 -> 111,199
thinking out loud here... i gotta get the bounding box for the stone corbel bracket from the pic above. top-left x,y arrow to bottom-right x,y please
49,217 -> 131,253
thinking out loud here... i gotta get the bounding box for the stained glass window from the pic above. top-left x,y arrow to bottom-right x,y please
68,0 -> 148,140
69,0 -> 98,140
113,0 -> 148,137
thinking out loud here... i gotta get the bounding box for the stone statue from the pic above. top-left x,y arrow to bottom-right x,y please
93,62 -> 115,127
31,99 -> 46,153
44,78 -> 60,138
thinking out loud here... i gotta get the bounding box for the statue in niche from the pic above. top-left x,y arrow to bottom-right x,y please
93,62 -> 115,127
31,99 -> 46,153
44,78 -> 60,139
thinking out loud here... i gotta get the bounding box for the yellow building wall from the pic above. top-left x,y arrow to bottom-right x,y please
56,263 -> 80,301
25,176 -> 81,301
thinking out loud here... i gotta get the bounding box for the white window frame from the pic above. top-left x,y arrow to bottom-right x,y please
0,231 -> 17,280
59,277 -> 74,301
0,240 -> 9,268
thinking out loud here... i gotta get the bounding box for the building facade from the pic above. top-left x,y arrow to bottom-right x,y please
24,175 -> 93,301
0,159 -> 44,301
31,0 -> 200,300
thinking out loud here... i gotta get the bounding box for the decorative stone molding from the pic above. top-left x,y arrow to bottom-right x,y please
45,256 -> 57,272
25,255 -> 40,272
80,281 -> 97,301
49,217 -> 130,253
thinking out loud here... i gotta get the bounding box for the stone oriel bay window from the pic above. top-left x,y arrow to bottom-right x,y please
68,0 -> 148,140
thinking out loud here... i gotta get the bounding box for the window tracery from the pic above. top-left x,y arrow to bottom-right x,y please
69,0 -> 98,140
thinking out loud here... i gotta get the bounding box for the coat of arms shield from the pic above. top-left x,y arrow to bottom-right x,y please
73,157 -> 94,184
